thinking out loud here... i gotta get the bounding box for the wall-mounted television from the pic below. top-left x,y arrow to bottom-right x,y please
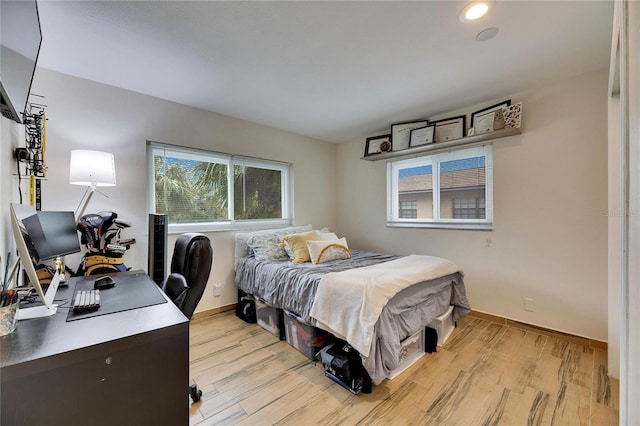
0,0 -> 42,124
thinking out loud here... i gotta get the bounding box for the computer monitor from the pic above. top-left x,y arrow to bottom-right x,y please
8,203 -> 81,320
22,211 -> 81,263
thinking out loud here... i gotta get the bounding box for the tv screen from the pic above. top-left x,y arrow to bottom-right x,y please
0,0 -> 42,124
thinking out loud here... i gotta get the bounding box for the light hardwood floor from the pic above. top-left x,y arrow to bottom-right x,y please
188,311 -> 619,425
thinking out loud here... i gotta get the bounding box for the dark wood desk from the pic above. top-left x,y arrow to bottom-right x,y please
0,272 -> 189,425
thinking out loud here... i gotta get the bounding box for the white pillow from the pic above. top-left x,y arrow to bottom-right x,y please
307,238 -> 351,264
317,232 -> 338,241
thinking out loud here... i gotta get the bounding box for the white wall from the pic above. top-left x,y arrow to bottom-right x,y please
2,67 -> 610,341
607,0 -> 622,380
0,118 -> 24,283
630,1 -> 640,420
616,0 -> 640,422
608,91 -> 621,379
2,68 -> 338,313
336,69 -> 609,341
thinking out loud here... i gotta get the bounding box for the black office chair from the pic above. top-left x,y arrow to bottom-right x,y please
162,233 -> 212,320
160,232 -> 213,402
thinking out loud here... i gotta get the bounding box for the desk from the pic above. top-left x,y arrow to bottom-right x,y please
0,272 -> 189,425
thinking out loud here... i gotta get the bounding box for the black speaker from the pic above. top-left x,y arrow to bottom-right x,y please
148,214 -> 168,285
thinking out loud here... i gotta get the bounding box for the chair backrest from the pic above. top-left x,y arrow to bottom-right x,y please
164,233 -> 212,319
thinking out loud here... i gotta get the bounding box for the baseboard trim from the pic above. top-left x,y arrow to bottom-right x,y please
192,306 -> 607,351
192,304 -> 236,320
468,310 -> 607,351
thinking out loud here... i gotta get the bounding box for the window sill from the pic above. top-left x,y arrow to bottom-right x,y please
168,219 -> 292,234
387,221 -> 493,231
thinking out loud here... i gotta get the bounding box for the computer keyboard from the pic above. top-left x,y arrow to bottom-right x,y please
72,289 -> 101,312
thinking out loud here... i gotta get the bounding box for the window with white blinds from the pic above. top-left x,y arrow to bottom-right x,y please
148,142 -> 291,232
387,145 -> 493,229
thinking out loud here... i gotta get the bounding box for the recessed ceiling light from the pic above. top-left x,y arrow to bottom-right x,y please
459,1 -> 491,23
476,27 -> 499,42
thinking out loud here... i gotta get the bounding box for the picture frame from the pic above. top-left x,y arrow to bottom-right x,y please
409,124 -> 436,147
432,115 -> 466,143
475,110 -> 506,134
390,119 -> 428,152
364,134 -> 391,157
503,102 -> 522,129
471,100 -> 511,134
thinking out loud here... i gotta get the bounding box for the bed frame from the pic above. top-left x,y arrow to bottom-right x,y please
233,226 -> 470,386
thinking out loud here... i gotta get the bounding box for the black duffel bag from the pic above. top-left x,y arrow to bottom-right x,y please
317,341 -> 371,394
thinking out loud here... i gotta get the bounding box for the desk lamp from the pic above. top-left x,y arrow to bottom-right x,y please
69,150 -> 117,221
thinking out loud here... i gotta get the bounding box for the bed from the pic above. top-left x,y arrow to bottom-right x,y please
234,225 -> 470,385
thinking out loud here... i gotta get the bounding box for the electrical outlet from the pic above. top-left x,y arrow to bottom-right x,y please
524,298 -> 535,312
15,148 -> 28,162
213,283 -> 222,297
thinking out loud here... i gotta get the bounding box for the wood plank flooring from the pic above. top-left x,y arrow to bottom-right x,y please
188,311 -> 619,425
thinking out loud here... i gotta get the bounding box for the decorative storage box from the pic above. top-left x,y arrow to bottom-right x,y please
387,328 -> 425,379
255,298 -> 284,340
428,305 -> 455,346
284,310 -> 334,359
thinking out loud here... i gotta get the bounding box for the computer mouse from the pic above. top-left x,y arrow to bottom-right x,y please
94,276 -> 116,290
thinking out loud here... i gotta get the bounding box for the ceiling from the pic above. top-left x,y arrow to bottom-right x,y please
35,1 -> 614,143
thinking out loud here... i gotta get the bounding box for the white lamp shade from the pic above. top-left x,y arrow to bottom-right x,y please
69,150 -> 116,186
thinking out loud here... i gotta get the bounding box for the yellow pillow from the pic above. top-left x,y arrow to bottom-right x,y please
280,230 -> 321,263
307,238 -> 351,264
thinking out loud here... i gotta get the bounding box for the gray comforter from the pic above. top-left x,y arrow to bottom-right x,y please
235,250 -> 470,384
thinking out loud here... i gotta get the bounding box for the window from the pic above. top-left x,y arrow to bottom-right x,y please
387,145 -> 493,229
399,200 -> 418,218
453,197 -> 486,219
148,142 -> 291,232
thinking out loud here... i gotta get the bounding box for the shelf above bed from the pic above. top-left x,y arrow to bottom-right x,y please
360,127 -> 522,161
